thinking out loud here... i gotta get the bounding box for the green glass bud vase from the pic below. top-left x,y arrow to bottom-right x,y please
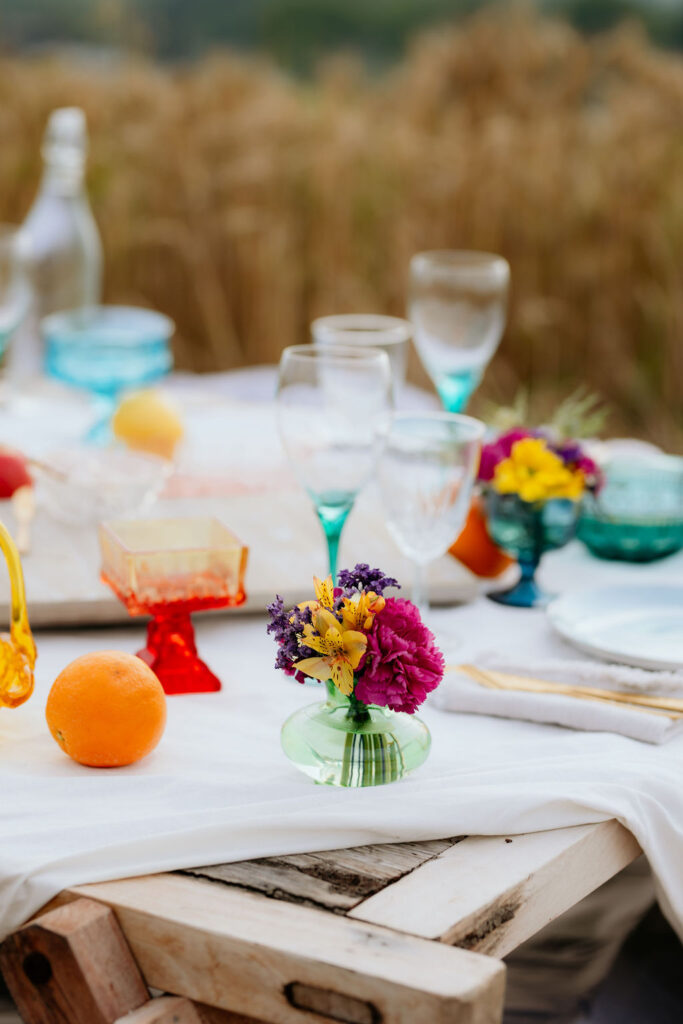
281,680 -> 431,787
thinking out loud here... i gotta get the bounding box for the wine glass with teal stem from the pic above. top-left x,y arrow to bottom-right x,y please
409,251 -> 510,412
276,344 -> 393,582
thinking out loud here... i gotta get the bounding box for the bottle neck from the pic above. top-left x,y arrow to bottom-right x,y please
39,159 -> 86,198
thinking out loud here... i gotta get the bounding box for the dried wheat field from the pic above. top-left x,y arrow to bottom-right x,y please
1,7 -> 681,446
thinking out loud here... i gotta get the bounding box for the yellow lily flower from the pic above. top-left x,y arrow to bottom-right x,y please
295,574 -> 336,617
340,591 -> 385,631
294,612 -> 367,696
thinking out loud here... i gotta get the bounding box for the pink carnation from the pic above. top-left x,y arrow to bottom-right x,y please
479,428 -> 533,481
355,598 -> 444,714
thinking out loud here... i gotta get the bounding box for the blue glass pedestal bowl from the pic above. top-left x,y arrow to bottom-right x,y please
577,457 -> 683,562
484,491 -> 579,608
42,305 -> 174,443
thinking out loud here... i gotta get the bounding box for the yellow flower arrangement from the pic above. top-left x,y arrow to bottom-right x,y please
493,438 -> 585,503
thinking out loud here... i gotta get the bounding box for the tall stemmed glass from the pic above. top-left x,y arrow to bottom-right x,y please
409,251 -> 510,412
277,345 -> 393,581
312,314 -> 412,400
378,412 -> 484,611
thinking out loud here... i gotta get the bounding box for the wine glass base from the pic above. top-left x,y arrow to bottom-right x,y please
487,578 -> 553,609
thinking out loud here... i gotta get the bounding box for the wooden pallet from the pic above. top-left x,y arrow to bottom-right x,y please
0,819 -> 640,1024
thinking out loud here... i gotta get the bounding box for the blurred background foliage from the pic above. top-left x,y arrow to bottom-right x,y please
0,1 -> 681,446
2,1 -> 683,66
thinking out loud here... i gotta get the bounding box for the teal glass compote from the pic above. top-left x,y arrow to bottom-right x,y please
484,491 -> 579,608
409,251 -> 510,412
43,305 -> 174,443
578,457 -> 683,562
276,345 -> 393,581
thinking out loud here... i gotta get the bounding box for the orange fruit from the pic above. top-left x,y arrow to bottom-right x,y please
46,651 -> 167,768
449,496 -> 515,579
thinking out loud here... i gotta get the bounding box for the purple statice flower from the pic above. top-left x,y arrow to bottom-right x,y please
552,440 -> 584,465
337,564 -> 400,597
478,428 -> 534,482
355,597 -> 444,714
551,440 -> 605,494
267,596 -> 314,681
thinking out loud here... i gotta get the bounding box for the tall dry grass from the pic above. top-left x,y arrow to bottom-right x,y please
0,6 -> 681,446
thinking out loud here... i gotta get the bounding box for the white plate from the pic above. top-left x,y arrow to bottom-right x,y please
547,585 -> 683,671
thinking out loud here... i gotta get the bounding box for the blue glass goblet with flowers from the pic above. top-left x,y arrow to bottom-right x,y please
480,431 -> 603,608
268,564 -> 445,787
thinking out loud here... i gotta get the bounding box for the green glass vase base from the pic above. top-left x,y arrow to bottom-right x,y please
281,686 -> 431,787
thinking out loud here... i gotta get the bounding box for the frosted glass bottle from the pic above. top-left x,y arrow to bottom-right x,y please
11,107 -> 102,376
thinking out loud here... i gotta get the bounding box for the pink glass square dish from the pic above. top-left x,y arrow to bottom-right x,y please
99,517 -> 247,616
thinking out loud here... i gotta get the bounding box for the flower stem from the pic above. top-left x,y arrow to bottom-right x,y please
346,692 -> 371,726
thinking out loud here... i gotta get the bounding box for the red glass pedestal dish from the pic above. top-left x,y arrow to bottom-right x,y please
99,517 -> 248,695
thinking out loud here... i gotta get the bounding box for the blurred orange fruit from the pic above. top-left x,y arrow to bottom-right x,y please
449,496 -> 514,579
46,651 -> 167,768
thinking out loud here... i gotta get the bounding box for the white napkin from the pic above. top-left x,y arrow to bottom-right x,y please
434,655 -> 683,745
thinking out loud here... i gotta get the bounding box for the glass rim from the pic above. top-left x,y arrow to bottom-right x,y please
41,304 -> 175,343
311,314 -> 412,346
389,409 -> 486,442
280,343 -> 392,366
410,249 -> 510,282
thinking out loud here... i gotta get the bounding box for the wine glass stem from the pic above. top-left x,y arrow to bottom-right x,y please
411,559 -> 429,615
436,368 -> 482,413
316,504 -> 352,583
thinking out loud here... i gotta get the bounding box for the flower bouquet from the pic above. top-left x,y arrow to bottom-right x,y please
268,564 -> 444,787
480,430 -> 603,608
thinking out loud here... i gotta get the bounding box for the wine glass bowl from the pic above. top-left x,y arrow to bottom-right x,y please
378,411 -> 484,609
409,250 -> 510,412
276,344 -> 393,580
311,314 -> 412,397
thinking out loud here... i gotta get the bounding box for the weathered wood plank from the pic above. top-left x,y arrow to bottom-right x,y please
182,838 -> 460,914
116,997 -> 259,1023
0,899 -> 149,1024
52,873 -> 506,1024
349,820 -> 641,958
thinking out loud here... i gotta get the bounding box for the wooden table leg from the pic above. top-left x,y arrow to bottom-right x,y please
0,900 -> 247,1024
0,898 -> 149,1024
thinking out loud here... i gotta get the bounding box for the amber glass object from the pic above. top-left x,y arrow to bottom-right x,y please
0,520 -> 36,708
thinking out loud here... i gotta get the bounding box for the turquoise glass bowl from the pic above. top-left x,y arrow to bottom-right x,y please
578,458 -> 683,562
43,305 -> 173,395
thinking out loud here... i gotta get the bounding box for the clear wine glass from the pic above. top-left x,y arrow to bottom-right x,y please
409,251 -> 510,412
311,314 -> 412,400
378,411 -> 484,611
277,344 -> 393,581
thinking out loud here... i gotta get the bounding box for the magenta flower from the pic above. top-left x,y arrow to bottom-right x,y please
355,598 -> 444,714
479,428 -> 533,481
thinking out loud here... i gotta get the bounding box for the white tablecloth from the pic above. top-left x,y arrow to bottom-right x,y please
2,541 -> 683,942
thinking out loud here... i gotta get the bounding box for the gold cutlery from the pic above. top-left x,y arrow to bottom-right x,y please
454,664 -> 683,718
